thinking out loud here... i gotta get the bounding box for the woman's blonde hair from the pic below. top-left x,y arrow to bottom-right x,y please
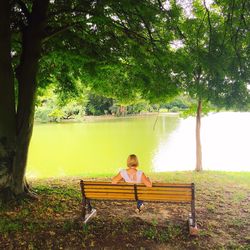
127,154 -> 139,168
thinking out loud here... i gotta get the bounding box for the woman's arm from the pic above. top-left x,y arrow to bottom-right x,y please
112,172 -> 123,184
141,173 -> 152,187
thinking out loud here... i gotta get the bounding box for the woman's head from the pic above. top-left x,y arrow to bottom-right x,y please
127,154 -> 139,168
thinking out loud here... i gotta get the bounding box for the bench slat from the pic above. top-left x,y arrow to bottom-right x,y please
136,188 -> 191,192
85,193 -> 135,199
83,181 -> 192,187
84,192 -> 191,200
139,197 -> 191,202
84,190 -> 191,196
84,186 -> 134,191
88,197 -> 135,201
84,186 -> 191,191
85,190 -> 192,196
86,195 -> 191,202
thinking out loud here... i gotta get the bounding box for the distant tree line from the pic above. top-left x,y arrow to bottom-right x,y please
34,87 -> 195,122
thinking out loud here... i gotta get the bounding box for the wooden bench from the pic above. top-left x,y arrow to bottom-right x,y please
80,180 -> 198,235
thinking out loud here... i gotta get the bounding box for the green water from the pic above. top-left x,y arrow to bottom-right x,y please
27,112 -> 250,178
27,114 -> 180,178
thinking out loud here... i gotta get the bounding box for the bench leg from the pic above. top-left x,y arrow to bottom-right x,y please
82,199 -> 97,224
83,208 -> 97,224
87,199 -> 92,213
189,183 -> 198,235
82,197 -> 86,219
188,213 -> 198,236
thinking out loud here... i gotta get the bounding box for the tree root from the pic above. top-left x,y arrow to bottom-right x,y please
0,187 -> 15,204
16,190 -> 39,202
0,185 -> 39,205
23,179 -> 39,200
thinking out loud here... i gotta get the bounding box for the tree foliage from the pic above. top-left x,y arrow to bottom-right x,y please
174,0 -> 249,108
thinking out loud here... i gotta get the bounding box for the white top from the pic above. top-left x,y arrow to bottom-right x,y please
120,169 -> 143,183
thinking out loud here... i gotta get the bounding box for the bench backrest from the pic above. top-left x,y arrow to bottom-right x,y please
80,181 -> 194,203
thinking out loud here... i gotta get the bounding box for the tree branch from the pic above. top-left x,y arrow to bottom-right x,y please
232,0 -> 248,72
15,0 -> 31,23
134,7 -> 157,50
111,20 -> 148,44
42,23 -> 81,43
203,0 -> 212,53
196,12 -> 206,49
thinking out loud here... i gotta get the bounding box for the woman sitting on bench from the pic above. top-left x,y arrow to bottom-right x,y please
112,154 -> 152,212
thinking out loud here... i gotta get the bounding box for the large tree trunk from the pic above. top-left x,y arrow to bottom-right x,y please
0,0 -> 17,201
0,0 -> 49,200
195,99 -> 202,171
13,0 -> 49,195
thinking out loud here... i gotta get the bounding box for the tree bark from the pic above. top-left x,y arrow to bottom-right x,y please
195,99 -> 202,171
12,0 -> 49,195
0,0 -> 16,199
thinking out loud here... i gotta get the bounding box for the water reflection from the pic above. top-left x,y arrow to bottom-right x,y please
153,112 -> 250,172
27,115 -> 179,178
153,117 -> 195,172
201,112 -> 250,171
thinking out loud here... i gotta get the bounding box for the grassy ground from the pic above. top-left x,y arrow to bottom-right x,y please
0,171 -> 249,249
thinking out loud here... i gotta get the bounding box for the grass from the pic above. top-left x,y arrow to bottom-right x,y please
0,218 -> 23,233
0,171 -> 249,249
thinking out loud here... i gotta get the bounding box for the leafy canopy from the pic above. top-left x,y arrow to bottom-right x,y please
11,0 -> 250,108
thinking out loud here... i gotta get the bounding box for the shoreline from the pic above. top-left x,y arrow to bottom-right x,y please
82,112 -> 179,122
27,170 -> 250,182
34,111 -> 250,124
34,112 -> 179,124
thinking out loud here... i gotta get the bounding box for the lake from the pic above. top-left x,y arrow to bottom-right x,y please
27,112 -> 250,178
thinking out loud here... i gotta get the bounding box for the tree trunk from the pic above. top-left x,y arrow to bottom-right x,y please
195,99 -> 202,171
12,0 -> 49,195
0,0 -> 49,200
0,0 -> 17,201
